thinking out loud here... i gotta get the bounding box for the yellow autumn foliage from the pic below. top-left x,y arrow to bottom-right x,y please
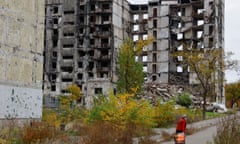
42,108 -> 61,128
56,85 -> 84,124
67,84 -> 82,101
95,92 -> 155,129
0,138 -> 7,144
135,36 -> 154,55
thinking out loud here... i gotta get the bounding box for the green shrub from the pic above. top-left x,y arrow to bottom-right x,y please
177,92 -> 192,108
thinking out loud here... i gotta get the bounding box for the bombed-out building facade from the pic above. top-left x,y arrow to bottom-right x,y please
44,0 -> 225,107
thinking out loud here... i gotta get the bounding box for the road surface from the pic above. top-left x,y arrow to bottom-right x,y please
161,125 -> 217,144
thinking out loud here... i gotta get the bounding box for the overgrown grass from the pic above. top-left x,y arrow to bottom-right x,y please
205,111 -> 225,119
213,113 -> 240,144
161,131 -> 175,141
0,100 -> 227,143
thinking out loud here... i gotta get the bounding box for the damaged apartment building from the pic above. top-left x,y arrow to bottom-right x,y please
44,0 -> 225,108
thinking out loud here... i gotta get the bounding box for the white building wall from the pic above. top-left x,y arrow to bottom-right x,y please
0,85 -> 42,119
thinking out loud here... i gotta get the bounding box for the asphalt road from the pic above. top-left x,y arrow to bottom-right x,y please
150,113 -> 240,144
161,125 -> 217,144
149,116 -> 220,144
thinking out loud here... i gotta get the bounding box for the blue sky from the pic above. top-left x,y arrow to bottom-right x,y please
129,0 -> 240,83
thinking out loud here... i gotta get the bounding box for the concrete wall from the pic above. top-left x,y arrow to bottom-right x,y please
0,0 -> 45,119
86,80 -> 114,109
0,85 -> 42,119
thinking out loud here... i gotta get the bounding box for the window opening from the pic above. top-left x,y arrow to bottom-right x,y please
95,88 -> 102,94
153,8 -> 157,17
152,64 -> 156,73
153,19 -> 157,28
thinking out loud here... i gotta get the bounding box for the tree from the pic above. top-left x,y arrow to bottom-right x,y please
172,46 -> 224,119
225,82 -> 240,108
58,84 -> 82,123
117,37 -> 153,94
67,84 -> 82,104
59,84 -> 82,109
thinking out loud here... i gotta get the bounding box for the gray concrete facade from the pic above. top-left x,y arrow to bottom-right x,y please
44,0 -> 225,107
44,0 -> 131,108
0,0 -> 45,119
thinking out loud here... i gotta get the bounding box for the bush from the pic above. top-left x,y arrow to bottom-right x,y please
42,108 -> 61,128
177,92 -> 192,108
213,114 -> 240,144
154,101 -> 176,127
80,121 -> 156,144
154,99 -> 201,127
174,107 -> 202,123
81,121 -> 123,144
85,92 -> 156,128
82,92 -> 157,143
20,121 -> 56,144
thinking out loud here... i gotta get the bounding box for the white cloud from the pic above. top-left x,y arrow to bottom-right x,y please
225,0 -> 240,83
127,0 -> 148,4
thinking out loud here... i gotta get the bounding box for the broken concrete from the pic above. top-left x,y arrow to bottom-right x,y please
43,0 -> 225,108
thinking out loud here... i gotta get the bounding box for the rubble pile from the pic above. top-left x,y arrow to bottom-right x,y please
141,83 -> 202,105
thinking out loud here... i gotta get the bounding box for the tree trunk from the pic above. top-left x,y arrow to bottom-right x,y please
202,92 -> 207,119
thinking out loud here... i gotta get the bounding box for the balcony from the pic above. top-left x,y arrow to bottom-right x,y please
60,59 -> 74,67
94,55 -> 110,60
97,67 -> 109,71
92,31 -> 110,38
61,72 -> 73,79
